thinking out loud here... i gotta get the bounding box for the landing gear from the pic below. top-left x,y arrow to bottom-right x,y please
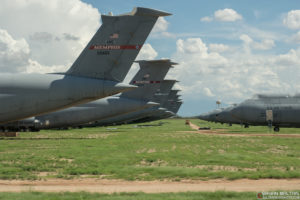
267,120 -> 273,132
274,126 -> 280,132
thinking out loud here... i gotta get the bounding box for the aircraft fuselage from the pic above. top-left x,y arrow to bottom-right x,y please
231,97 -> 300,127
0,73 -> 130,124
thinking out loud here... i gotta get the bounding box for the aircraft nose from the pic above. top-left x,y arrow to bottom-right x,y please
198,114 -> 207,120
231,106 -> 244,120
215,113 -> 223,121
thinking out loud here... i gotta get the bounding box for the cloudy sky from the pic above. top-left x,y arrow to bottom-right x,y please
1,0 -> 300,116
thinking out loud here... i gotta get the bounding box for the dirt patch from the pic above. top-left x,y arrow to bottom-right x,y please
37,172 -> 58,177
147,148 -> 156,153
59,158 -> 74,163
189,123 -> 200,130
86,133 -> 110,139
187,122 -> 300,138
138,159 -> 168,167
0,178 -> 299,193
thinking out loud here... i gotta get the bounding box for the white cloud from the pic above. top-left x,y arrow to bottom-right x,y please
240,34 -> 275,51
200,16 -> 213,22
170,37 -> 300,103
152,17 -> 175,38
0,0 -> 100,73
0,29 -> 30,72
201,8 -> 242,23
137,44 -> 158,60
160,31 -> 176,38
283,10 -> 300,29
169,37 -> 228,98
275,48 -> 300,66
153,17 -> 169,33
0,29 -> 70,74
214,8 -> 242,22
26,59 -> 68,74
240,34 -> 253,44
289,31 -> 300,44
252,39 -> 275,50
204,87 -> 215,97
177,38 -> 210,56
209,43 -> 229,53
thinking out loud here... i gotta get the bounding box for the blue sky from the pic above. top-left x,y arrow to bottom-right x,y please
1,0 -> 300,117
81,0 -> 300,116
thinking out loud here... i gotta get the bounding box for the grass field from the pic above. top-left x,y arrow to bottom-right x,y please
0,118 -> 299,180
0,191 -> 259,200
192,118 -> 300,134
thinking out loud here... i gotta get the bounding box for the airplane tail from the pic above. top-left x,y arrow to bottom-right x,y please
170,101 -> 183,113
66,7 -> 171,81
120,59 -> 177,101
152,79 -> 177,104
160,89 -> 181,108
168,90 -> 181,100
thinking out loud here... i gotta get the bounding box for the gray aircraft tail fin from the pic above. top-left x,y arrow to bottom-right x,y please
66,7 -> 171,81
120,59 -> 177,101
167,90 -> 181,100
152,79 -> 178,104
160,89 -> 181,108
164,100 -> 182,113
172,101 -> 183,113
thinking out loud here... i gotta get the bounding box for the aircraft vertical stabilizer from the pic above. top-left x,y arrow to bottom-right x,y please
152,80 -> 178,104
66,7 -> 171,82
120,59 -> 177,101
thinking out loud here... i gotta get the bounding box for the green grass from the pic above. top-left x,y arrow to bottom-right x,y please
191,119 -> 300,134
0,119 -> 299,180
0,191 -> 258,200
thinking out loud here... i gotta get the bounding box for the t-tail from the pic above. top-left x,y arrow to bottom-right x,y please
120,59 -> 177,101
169,101 -> 183,114
65,7 -> 171,82
152,79 -> 178,105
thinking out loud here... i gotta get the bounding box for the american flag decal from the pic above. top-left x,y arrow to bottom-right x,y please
110,33 -> 119,39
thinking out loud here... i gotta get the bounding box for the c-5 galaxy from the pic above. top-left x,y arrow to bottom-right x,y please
88,78 -> 179,126
0,59 -> 174,131
134,91 -> 183,123
230,94 -> 300,132
131,82 -> 183,123
0,7 -> 170,124
106,79 -> 181,125
198,109 -> 222,122
32,59 -> 173,130
133,87 -> 183,123
198,105 -> 241,126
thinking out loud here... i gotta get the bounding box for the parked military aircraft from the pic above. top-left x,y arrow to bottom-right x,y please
164,99 -> 183,114
214,105 -> 241,126
0,59 -> 174,131
198,109 -> 222,122
90,79 -> 179,126
198,105 -> 241,126
0,7 -> 170,124
121,81 -> 182,124
231,94 -> 300,132
135,94 -> 183,123
36,59 -> 174,129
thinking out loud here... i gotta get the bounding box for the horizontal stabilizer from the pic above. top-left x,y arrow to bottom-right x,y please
122,7 -> 172,17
